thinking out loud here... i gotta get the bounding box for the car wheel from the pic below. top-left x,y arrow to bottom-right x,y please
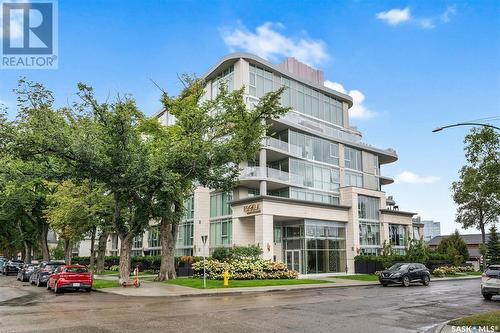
85,288 -> 91,293
422,275 -> 430,286
402,276 -> 410,287
482,293 -> 492,300
381,283 -> 388,287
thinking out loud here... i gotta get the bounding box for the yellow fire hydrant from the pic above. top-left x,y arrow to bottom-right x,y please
223,271 -> 229,286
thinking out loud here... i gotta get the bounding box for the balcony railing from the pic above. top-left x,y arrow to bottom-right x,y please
239,166 -> 304,187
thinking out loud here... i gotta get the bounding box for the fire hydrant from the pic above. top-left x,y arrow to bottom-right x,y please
223,271 -> 229,286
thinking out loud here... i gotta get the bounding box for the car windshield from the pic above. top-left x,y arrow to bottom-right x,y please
388,263 -> 409,271
485,267 -> 500,277
65,267 -> 88,273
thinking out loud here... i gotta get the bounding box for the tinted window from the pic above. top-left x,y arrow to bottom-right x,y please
65,267 -> 88,273
389,263 -> 409,271
485,268 -> 500,277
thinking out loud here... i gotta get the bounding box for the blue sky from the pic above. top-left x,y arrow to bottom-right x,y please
1,0 -> 499,235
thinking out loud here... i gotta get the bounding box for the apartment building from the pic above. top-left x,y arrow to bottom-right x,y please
79,53 -> 418,274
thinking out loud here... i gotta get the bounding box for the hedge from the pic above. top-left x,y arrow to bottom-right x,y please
72,255 -> 204,271
354,253 -> 452,274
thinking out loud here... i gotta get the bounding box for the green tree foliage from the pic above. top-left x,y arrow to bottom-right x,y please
452,127 -> 500,245
486,225 -> 500,265
437,230 -> 469,266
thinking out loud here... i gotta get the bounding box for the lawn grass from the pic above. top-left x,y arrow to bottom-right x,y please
466,271 -> 483,276
164,278 -> 332,289
448,310 -> 500,327
92,279 -> 120,289
331,274 -> 379,281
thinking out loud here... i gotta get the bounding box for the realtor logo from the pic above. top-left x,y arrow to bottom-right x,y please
1,0 -> 58,69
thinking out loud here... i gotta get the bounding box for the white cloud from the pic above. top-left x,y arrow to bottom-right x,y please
220,22 -> 328,66
376,7 -> 411,25
324,80 -> 375,119
376,6 -> 456,29
0,7 -> 24,41
395,171 -> 440,184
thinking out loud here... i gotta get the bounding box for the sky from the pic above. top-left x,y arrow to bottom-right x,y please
1,0 -> 499,235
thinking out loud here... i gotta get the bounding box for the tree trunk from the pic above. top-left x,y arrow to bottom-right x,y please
63,238 -> 72,264
89,226 -> 96,272
25,244 -> 32,264
40,223 -> 50,261
118,233 -> 133,284
96,231 -> 109,274
16,219 -> 30,264
157,217 -> 178,281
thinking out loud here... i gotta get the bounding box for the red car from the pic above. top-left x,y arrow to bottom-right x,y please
47,264 -> 92,293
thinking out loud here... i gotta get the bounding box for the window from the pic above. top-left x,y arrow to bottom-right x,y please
148,249 -> 161,256
359,222 -> 380,246
345,171 -> 363,187
274,226 -> 282,243
345,147 -> 362,171
289,130 -> 339,166
389,224 -> 408,247
183,197 -> 194,220
209,218 -> 232,248
211,66 -> 234,98
249,64 -> 273,97
210,192 -> 233,218
148,228 -> 160,248
358,195 -> 380,220
290,187 -> 339,205
361,248 -> 379,256
289,158 -> 340,192
177,221 -> 194,247
248,188 -> 260,197
132,235 -> 143,249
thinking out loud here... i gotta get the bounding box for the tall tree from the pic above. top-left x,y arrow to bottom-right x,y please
149,77 -> 289,280
486,224 -> 500,265
437,230 -> 469,265
452,127 -> 500,245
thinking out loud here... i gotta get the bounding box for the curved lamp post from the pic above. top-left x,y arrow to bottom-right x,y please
432,122 -> 500,133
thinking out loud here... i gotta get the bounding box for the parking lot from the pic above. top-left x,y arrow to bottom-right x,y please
0,273 -> 498,333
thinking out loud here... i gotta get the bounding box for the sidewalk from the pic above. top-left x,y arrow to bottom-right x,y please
93,275 -> 481,298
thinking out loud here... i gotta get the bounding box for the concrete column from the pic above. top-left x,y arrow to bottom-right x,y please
259,148 -> 267,195
254,214 -> 273,260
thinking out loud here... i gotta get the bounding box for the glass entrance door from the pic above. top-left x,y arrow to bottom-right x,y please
286,250 -> 301,273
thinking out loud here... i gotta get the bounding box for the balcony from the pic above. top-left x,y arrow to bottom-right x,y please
239,166 -> 304,188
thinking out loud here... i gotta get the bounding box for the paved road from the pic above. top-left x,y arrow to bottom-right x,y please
0,274 -> 497,333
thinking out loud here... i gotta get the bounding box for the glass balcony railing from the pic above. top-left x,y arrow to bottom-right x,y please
239,166 -> 304,187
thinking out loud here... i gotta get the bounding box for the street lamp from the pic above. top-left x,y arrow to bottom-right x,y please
201,235 -> 208,289
432,122 -> 500,133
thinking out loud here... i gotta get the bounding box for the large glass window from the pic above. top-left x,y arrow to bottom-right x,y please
345,171 -> 363,187
249,64 -> 273,98
183,197 -> 194,220
389,224 -> 408,247
210,192 -> 232,218
290,187 -> 339,205
132,235 -> 143,249
359,222 -> 380,246
289,159 -> 340,192
345,147 -> 362,171
148,228 -> 160,248
177,221 -> 194,247
289,130 -> 339,166
209,218 -> 232,248
358,195 -> 380,220
211,66 -> 234,98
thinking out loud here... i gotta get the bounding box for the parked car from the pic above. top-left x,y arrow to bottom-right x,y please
379,263 -> 431,287
481,264 -> 500,300
30,261 -> 65,287
2,260 -> 24,276
47,264 -> 92,293
17,264 -> 37,282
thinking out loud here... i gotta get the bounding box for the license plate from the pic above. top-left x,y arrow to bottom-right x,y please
72,283 -> 81,287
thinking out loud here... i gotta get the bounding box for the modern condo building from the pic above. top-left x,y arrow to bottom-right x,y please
78,53 -> 419,274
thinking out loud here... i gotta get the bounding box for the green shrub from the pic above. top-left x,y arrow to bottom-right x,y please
229,245 -> 263,259
211,247 -> 231,261
109,265 -> 119,271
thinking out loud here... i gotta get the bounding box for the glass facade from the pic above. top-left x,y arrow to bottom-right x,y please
359,222 -> 380,246
148,228 -> 160,248
289,130 -> 339,166
345,170 -> 363,187
211,65 -> 234,98
249,64 -> 344,127
209,218 -> 232,248
389,224 -> 408,247
358,195 -> 380,220
210,192 -> 232,218
289,158 -> 340,192
176,222 -> 194,247
289,187 -> 339,205
281,220 -> 346,274
345,147 -> 362,171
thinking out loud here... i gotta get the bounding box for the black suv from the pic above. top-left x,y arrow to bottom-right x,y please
379,263 -> 431,287
2,260 -> 24,276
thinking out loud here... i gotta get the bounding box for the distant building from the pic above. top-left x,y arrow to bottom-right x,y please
428,233 -> 490,264
422,220 -> 441,242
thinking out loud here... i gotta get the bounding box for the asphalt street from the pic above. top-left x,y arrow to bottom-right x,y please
0,274 -> 498,333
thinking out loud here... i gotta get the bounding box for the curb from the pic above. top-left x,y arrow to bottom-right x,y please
433,322 -> 448,333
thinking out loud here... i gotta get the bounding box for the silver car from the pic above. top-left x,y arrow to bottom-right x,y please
481,264 -> 500,300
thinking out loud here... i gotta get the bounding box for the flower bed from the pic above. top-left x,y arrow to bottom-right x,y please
432,265 -> 476,277
192,258 -> 299,280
